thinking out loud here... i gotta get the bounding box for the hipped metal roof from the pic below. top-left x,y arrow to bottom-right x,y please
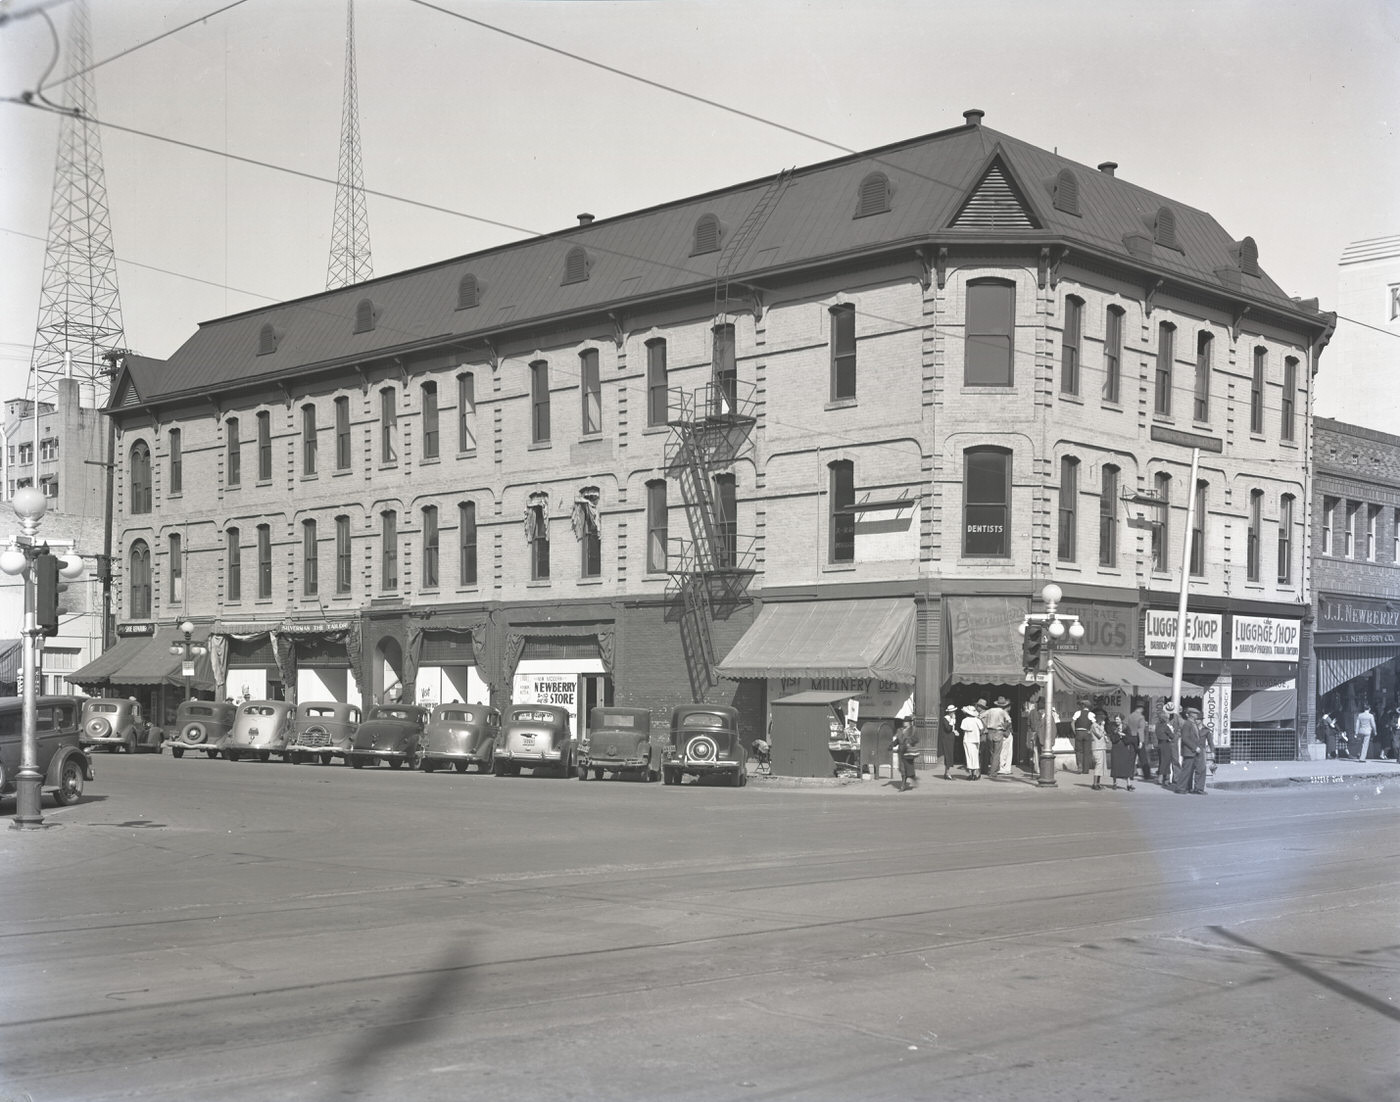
113,116 -> 1329,410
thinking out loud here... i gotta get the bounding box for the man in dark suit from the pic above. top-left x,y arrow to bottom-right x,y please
1175,707 -> 1208,794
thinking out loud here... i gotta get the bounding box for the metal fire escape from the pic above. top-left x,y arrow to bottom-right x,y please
664,170 -> 791,697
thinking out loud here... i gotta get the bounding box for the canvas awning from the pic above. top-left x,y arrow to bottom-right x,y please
1052,654 -> 1201,697
1314,645 -> 1397,696
715,598 -> 915,683
1231,688 -> 1297,725
70,628 -> 215,690
943,595 -> 1028,686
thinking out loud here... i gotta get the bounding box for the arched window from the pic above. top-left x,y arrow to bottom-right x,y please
855,172 -> 890,218
1250,347 -> 1267,434
129,441 -> 152,514
129,541 -> 151,619
713,473 -> 737,569
964,447 -> 1011,557
335,515 -> 351,594
256,410 -> 271,481
965,280 -> 1015,386
692,214 -> 721,255
530,361 -> 551,444
580,349 -> 601,436
302,404 -> 318,476
257,524 -> 272,599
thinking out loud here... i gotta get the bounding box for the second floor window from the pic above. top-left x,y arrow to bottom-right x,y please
459,501 -> 477,586
335,396 -> 351,470
830,304 -> 856,401
169,429 -> 182,494
964,447 -> 1010,557
1189,482 -> 1207,577
226,418 -> 241,487
302,404 -> 317,476
1322,496 -> 1338,555
1058,457 -> 1078,562
380,388 -> 398,463
576,489 -> 601,579
227,528 -> 241,600
580,350 -> 601,435
1247,490 -> 1262,582
130,441 -> 152,514
257,411 -> 271,481
1278,495 -> 1295,584
965,280 -> 1015,387
646,480 -> 667,573
1151,473 -> 1171,572
303,520 -> 318,597
829,460 -> 855,564
646,339 -> 668,427
1368,504 -> 1381,561
527,501 -> 549,581
381,510 -> 398,590
168,533 -> 183,603
1099,465 -> 1118,568
39,437 -> 57,461
1345,501 -> 1358,558
336,515 -> 351,593
1155,323 -> 1176,416
422,382 -> 439,459
1061,296 -> 1082,395
1251,347 -> 1266,434
714,473 -> 737,569
530,361 -> 550,444
130,541 -> 151,619
422,505 -> 439,587
257,524 -> 272,598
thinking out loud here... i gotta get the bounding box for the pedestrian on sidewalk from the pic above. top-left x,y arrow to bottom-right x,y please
1175,707 -> 1208,794
1354,703 -> 1377,761
1089,714 -> 1109,789
1126,702 -> 1152,781
959,705 -> 984,781
895,720 -> 920,791
1317,711 -> 1341,759
939,704 -> 959,779
1072,700 -> 1095,774
982,696 -> 1012,779
1156,701 -> 1179,787
1109,713 -> 1137,791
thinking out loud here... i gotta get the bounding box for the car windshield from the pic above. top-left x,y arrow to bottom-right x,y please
87,703 -> 120,714
511,709 -> 560,725
245,706 -> 278,716
372,708 -> 415,721
679,712 -> 728,728
187,706 -> 214,717
439,710 -> 471,723
303,707 -> 336,718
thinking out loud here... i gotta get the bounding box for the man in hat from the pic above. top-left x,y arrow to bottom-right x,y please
1155,700 -> 1179,787
982,695 -> 1013,777
939,703 -> 960,779
1126,701 -> 1152,781
1176,706 -> 1208,794
1071,699 -> 1095,774
959,704 -> 984,780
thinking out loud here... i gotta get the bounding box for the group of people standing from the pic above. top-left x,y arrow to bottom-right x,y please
937,695 -> 1017,781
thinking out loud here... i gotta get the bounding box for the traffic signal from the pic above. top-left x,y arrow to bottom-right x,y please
1022,622 -> 1046,672
35,550 -> 61,636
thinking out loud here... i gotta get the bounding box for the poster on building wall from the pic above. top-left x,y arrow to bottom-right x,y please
1230,615 -> 1302,661
513,672 -> 579,714
1203,679 -> 1232,751
1143,609 -> 1223,658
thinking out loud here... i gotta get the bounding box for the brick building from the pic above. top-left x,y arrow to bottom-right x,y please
84,110 -> 1335,759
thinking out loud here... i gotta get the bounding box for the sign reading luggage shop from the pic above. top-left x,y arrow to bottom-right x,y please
1143,609 -> 1223,658
1230,615 -> 1301,661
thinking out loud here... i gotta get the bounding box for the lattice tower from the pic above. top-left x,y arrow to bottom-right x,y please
28,0 -> 126,411
325,0 -> 373,289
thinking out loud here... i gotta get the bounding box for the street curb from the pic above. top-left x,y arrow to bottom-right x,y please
1208,770 -> 1397,791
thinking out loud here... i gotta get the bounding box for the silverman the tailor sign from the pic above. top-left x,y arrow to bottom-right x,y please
1143,609 -> 1223,658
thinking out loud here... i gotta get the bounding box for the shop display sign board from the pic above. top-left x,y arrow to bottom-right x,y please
1203,679 -> 1232,750
1230,615 -> 1301,661
1143,609 -> 1223,658
513,673 -> 578,711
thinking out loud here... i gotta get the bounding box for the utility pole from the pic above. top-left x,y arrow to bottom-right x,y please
326,0 -> 373,290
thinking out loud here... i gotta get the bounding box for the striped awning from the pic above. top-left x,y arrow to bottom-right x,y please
1315,645 -> 1398,696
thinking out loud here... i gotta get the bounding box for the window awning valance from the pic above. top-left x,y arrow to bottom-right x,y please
70,628 -> 215,690
715,598 -> 915,683
1052,654 -> 1202,697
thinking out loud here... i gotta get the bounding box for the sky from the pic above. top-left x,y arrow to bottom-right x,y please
1,0 -> 1397,426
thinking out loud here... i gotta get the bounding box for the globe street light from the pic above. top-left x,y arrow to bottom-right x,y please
2,488 -> 86,829
168,620 -> 207,703
1020,582 -> 1085,787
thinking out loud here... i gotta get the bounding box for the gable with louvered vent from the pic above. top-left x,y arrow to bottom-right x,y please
855,172 -> 891,218
950,158 -> 1040,230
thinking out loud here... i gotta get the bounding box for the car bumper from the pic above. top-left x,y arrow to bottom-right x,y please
169,739 -> 223,752
495,751 -> 564,765
350,748 -> 415,760
668,757 -> 740,774
82,735 -> 131,749
582,755 -> 649,770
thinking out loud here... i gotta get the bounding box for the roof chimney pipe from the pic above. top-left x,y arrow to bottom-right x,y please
963,108 -> 985,126
577,213 -> 594,226
1098,162 -> 1118,177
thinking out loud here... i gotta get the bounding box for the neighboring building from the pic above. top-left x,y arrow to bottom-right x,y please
1308,421 -> 1400,756
0,380 -> 109,696
88,110 -> 1335,758
1314,235 -> 1400,428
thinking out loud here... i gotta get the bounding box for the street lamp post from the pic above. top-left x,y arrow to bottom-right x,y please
168,620 -> 207,702
1020,582 -> 1085,787
1,487 -> 86,830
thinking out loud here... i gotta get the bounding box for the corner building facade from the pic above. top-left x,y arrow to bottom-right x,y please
96,110 -> 1333,754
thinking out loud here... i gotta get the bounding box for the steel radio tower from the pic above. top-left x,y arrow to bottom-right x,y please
28,0 -> 126,410
325,0 -> 373,290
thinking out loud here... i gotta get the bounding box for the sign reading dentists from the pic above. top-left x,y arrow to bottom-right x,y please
1143,609 -> 1223,658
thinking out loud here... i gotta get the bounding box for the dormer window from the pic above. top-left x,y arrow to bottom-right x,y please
354,298 -> 376,334
692,214 -> 721,256
1052,168 -> 1081,216
855,172 -> 890,218
257,323 -> 278,356
457,273 -> 480,310
1236,237 -> 1260,277
1153,206 -> 1179,250
563,246 -> 590,285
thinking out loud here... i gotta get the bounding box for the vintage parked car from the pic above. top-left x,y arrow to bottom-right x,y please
662,704 -> 747,786
286,701 -> 361,765
420,703 -> 500,773
167,699 -> 238,759
577,707 -> 658,781
492,704 -> 574,777
80,697 -> 164,754
346,704 -> 429,769
223,699 -> 295,762
0,696 -> 93,806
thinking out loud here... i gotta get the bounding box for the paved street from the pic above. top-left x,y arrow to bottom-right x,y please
1,756 -> 1397,1102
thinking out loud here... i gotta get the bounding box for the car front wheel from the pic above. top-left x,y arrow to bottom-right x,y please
52,758 -> 85,805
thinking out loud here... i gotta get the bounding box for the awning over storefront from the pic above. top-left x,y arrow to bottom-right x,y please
943,595 -> 1026,686
70,628 -> 215,690
1231,688 -> 1297,724
716,598 -> 915,682
1315,646 -> 1397,696
1052,654 -> 1202,697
